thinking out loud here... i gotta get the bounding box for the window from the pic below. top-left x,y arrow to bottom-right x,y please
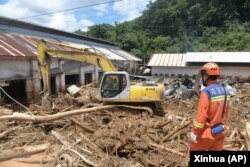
100,74 -> 127,98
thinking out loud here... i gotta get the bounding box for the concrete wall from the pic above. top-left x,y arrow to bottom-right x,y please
0,58 -> 139,102
0,59 -> 41,102
0,59 -> 31,80
152,66 -> 250,78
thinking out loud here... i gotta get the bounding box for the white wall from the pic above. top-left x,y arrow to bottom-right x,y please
152,66 -> 250,77
0,59 -> 31,80
152,66 -> 197,77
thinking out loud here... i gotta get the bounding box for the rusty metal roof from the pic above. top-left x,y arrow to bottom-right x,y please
0,31 -> 141,61
0,32 -> 67,59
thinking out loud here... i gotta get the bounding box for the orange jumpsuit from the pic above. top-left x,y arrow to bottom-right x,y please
190,81 -> 231,150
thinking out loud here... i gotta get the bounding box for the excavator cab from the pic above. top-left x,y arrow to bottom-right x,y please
100,72 -> 130,100
100,71 -> 166,102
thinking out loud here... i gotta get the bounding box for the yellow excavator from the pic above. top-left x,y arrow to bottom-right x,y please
37,40 -> 165,104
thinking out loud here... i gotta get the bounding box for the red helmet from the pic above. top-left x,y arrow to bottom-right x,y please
200,62 -> 220,76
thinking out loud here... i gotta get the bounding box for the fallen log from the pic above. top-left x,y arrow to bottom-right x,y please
0,105 -> 153,122
0,105 -> 115,122
0,143 -> 50,162
14,157 -> 53,164
71,118 -> 95,133
148,142 -> 185,156
162,119 -> 192,142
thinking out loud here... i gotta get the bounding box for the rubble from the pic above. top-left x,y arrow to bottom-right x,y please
0,82 -> 249,166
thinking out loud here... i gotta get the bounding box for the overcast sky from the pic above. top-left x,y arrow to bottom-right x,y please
0,0 -> 155,32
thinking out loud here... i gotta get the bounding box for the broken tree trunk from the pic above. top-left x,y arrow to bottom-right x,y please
0,144 -> 50,162
0,105 -> 153,122
0,105 -> 115,123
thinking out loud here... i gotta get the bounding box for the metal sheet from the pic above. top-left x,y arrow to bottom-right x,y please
0,32 -> 36,57
163,54 -> 170,66
110,49 -> 141,61
148,54 -> 186,67
0,31 -> 141,62
148,54 -> 158,66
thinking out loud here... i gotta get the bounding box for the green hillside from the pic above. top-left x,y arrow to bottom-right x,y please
75,0 -> 250,62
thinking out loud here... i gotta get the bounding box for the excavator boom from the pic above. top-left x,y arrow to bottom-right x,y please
37,40 -> 165,104
37,40 -> 116,95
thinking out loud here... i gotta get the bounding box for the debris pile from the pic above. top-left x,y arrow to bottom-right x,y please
0,82 -> 249,166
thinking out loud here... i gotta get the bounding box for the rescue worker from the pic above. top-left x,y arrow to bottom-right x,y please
189,62 -> 232,150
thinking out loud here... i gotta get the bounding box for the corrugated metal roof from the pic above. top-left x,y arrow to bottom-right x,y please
0,16 -> 116,46
59,42 -> 141,61
186,52 -> 250,63
0,32 -> 36,57
0,31 -> 141,61
110,49 -> 142,61
147,54 -> 186,67
67,42 -> 125,61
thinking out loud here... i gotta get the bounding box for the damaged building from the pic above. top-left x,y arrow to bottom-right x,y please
148,52 -> 250,79
0,17 -> 141,104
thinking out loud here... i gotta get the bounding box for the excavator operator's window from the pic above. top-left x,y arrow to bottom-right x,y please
101,74 -> 127,98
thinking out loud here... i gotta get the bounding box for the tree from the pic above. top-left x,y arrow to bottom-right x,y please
87,24 -> 115,41
75,0 -> 250,59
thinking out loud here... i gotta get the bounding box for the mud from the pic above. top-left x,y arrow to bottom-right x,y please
0,82 -> 249,166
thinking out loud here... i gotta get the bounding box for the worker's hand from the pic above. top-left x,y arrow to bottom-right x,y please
189,132 -> 197,143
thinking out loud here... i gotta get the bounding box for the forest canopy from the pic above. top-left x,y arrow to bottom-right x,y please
75,0 -> 250,62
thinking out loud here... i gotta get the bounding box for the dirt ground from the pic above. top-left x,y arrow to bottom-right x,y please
0,82 -> 249,167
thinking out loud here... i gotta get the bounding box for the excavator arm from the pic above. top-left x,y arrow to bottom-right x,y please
37,40 -> 165,104
37,40 -> 116,96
